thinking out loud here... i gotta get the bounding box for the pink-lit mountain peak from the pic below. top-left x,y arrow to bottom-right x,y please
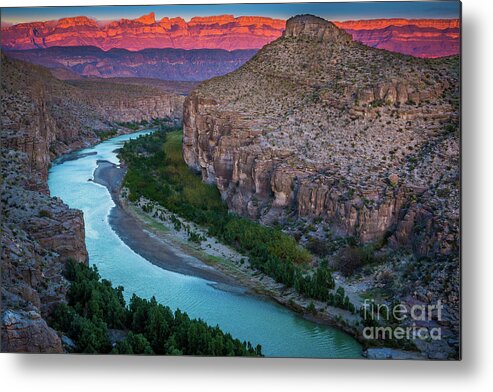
1,14 -> 460,58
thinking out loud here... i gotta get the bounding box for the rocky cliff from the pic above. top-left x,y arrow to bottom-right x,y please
183,15 -> 459,260
0,55 -> 186,352
1,13 -> 284,51
1,13 -> 459,58
1,55 -> 187,182
336,19 -> 460,58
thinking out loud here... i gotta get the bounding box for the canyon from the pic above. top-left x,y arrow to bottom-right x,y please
183,15 -> 460,346
1,13 -> 459,58
0,54 -> 187,352
1,12 -> 460,356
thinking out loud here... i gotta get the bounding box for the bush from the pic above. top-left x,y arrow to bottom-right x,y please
38,209 -> 52,218
306,236 -> 332,256
112,332 -> 153,354
332,246 -> 375,276
97,129 -> 118,141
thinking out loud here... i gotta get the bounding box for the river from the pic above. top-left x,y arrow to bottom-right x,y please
48,130 -> 362,358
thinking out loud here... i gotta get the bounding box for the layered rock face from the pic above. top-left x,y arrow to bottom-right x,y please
64,78 -> 188,123
1,13 -> 459,58
336,19 -> 460,58
0,55 -> 186,352
1,13 -> 284,51
5,46 -> 257,82
1,151 -> 86,352
183,15 -> 459,259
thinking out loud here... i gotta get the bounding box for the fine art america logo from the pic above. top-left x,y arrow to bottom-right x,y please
362,299 -> 443,341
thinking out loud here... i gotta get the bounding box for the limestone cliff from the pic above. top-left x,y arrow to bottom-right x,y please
183,15 -> 459,260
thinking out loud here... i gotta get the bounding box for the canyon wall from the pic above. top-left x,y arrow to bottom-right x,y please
2,14 -> 459,58
1,13 -> 283,51
0,55 -> 186,352
1,55 -> 187,181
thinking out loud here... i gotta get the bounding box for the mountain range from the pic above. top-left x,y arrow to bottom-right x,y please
4,46 -> 257,81
2,13 -> 460,58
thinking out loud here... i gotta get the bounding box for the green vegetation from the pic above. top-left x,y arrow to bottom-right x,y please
120,130 -> 356,310
38,209 -> 52,218
96,129 -> 118,141
116,120 -> 142,130
334,246 -> 376,277
116,117 -> 176,131
51,261 -> 262,356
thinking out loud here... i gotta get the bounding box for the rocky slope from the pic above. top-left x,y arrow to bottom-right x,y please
1,14 -> 459,58
184,15 -> 459,256
4,46 -> 257,81
183,15 -> 460,329
1,55 -> 187,181
0,55 -> 186,352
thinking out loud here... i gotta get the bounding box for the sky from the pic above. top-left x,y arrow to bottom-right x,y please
1,2 -> 461,25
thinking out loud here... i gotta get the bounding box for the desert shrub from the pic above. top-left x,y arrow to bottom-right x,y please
38,209 -> 52,218
306,236 -> 332,256
333,245 -> 376,276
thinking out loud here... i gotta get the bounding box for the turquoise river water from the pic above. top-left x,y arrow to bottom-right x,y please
48,131 -> 362,358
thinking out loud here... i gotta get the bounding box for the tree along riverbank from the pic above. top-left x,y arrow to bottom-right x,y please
114,130 -> 422,356
51,261 -> 262,355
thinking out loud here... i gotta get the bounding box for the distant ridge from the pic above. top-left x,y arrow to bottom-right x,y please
1,14 -> 459,58
3,46 -> 258,81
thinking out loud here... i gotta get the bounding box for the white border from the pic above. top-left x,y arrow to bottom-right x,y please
2,0 -> 492,390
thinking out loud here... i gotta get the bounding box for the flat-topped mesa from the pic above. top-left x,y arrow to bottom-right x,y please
55,16 -> 98,29
188,14 -> 236,26
283,14 -> 352,44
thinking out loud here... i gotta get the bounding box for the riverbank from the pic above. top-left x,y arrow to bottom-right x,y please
92,159 -> 371,351
93,160 -> 243,288
50,134 -> 365,358
118,180 -> 438,359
